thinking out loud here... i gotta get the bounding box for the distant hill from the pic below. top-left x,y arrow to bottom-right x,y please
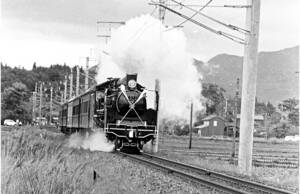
194,46 -> 299,104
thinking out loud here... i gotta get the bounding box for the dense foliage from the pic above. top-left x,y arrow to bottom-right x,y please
1,63 -> 97,124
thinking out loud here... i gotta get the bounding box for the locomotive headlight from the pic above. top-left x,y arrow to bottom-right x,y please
128,80 -> 137,89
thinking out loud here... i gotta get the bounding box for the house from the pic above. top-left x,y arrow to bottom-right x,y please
195,115 -> 227,137
34,117 -> 47,125
236,114 -> 264,129
196,114 -> 265,137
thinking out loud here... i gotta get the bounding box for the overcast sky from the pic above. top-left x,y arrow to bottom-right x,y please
1,0 -> 299,69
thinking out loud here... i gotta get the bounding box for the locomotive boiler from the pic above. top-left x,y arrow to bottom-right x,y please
59,74 -> 159,151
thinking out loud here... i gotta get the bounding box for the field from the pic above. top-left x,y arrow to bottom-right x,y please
158,135 -> 299,193
1,126 -> 210,194
1,126 -> 298,193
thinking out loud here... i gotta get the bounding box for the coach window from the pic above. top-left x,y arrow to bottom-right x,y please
96,92 -> 105,109
213,120 -> 218,126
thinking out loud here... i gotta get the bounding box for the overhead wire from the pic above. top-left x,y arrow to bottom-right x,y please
124,6 -> 158,48
163,4 -> 251,8
170,0 -> 249,34
157,3 -> 245,44
165,0 -> 213,32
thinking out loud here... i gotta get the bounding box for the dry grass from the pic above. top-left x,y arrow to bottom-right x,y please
1,126 -> 210,194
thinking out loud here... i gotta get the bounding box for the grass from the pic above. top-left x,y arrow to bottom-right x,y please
1,126 -> 211,194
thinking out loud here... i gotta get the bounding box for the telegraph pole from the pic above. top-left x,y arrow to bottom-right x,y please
32,83 -> 37,123
224,97 -> 228,117
76,66 -> 80,96
188,101 -> 193,149
153,79 -> 160,153
50,86 -> 53,124
60,92 -> 64,104
69,68 -> 73,99
232,78 -> 240,159
96,21 -> 125,43
85,57 -> 89,91
159,0 -> 166,23
39,83 -> 43,126
238,0 -> 261,175
64,75 -> 67,102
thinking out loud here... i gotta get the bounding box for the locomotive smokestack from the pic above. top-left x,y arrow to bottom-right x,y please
118,73 -> 138,87
126,73 -> 137,82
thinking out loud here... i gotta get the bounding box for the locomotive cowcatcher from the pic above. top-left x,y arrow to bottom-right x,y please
59,74 -> 160,151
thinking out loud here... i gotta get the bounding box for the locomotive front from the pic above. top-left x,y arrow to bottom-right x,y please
99,74 -> 159,151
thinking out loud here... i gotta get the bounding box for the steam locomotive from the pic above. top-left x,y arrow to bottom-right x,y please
59,74 -> 160,151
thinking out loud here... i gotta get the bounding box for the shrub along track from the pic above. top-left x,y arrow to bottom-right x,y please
118,152 -> 295,194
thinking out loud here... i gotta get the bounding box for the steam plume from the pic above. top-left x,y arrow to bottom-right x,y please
96,15 -> 203,119
67,132 -> 114,152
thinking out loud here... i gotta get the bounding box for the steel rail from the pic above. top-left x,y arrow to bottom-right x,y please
118,152 -> 248,194
158,149 -> 298,168
159,149 -> 298,157
161,149 -> 298,159
139,153 -> 295,194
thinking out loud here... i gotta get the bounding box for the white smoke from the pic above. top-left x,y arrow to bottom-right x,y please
96,14 -> 203,119
67,132 -> 114,152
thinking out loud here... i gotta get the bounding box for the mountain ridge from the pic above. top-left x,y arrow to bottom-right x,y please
194,46 -> 299,104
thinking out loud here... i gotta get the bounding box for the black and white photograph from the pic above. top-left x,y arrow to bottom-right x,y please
1,0 -> 299,193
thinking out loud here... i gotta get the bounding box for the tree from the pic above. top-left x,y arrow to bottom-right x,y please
32,62 -> 37,70
288,111 -> 299,126
279,98 -> 299,126
1,82 -> 31,123
266,102 -> 276,116
174,124 -> 189,136
201,83 -> 226,115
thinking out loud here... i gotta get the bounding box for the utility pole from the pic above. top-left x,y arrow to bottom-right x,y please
76,66 -> 80,96
60,92 -> 64,104
69,68 -> 73,99
32,83 -> 37,123
96,21 -> 125,43
39,83 -> 43,126
85,57 -> 89,91
224,97 -> 228,118
50,86 -> 53,124
188,101 -> 193,149
238,0 -> 261,175
158,0 -> 166,23
153,79 -> 160,153
232,78 -> 240,160
64,75 -> 67,102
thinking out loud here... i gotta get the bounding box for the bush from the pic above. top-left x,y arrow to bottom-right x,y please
269,122 -> 296,138
174,124 -> 189,136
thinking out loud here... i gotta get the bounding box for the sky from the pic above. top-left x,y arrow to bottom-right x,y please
1,0 -> 299,69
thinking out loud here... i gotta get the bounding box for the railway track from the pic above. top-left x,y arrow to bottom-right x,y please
159,149 -> 299,168
119,152 -> 295,194
160,145 -> 298,155
159,149 -> 298,158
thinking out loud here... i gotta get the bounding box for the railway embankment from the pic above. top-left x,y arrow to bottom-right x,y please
1,126 -> 210,193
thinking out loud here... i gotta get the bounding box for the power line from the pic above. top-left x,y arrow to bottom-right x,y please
123,6 -> 158,48
163,4 -> 251,8
165,0 -> 212,32
154,3 -> 245,44
169,0 -> 249,34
